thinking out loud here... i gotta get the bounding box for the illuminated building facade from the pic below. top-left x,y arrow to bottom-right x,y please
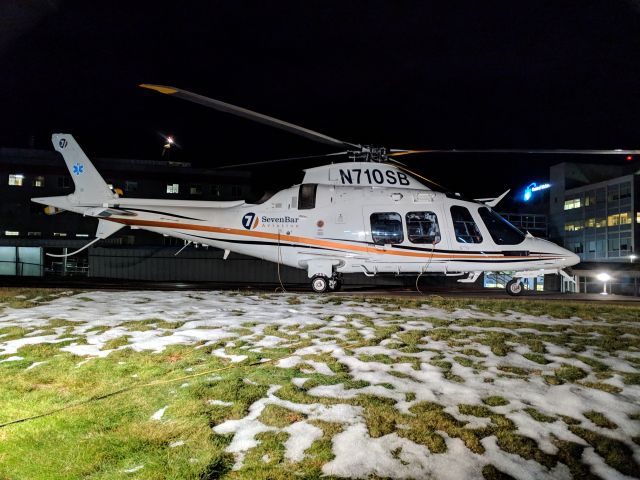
549,162 -> 639,262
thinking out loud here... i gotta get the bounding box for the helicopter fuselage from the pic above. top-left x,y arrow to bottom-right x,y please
104,181 -> 578,278
33,139 -> 579,294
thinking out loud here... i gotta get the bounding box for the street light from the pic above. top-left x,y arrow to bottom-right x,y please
162,135 -> 175,157
629,254 -> 637,263
596,272 -> 611,295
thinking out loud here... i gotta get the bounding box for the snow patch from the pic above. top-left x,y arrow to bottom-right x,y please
150,406 -> 168,421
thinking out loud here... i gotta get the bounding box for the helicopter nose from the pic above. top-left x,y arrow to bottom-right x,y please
531,238 -> 580,268
563,249 -> 581,267
552,242 -> 580,267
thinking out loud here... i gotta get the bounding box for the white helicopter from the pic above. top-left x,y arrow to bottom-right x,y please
36,84 -> 637,295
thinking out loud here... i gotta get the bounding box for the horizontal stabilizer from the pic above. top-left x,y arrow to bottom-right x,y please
96,219 -> 125,239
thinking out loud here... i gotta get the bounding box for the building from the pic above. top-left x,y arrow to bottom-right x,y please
0,145 -> 253,276
549,161 -> 640,295
549,162 -> 638,262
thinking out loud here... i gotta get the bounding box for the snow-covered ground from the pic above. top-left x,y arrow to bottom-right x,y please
1,290 -> 639,479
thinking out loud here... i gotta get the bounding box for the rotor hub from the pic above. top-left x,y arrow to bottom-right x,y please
348,146 -> 387,163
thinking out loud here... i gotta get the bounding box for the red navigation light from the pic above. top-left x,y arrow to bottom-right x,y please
626,155 -> 633,162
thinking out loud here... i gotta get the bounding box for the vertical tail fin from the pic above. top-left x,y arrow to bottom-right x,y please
52,133 -> 116,204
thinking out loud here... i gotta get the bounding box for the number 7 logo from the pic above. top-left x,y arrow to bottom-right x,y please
242,212 -> 258,230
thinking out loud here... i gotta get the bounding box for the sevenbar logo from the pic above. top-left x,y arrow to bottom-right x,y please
261,215 -> 299,224
241,212 -> 259,230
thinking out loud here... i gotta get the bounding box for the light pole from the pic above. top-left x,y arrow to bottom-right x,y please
596,272 -> 611,295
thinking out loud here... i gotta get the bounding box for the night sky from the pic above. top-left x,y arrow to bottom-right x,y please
2,1 -> 640,198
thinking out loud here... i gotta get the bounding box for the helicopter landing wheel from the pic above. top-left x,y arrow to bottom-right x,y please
506,279 -> 524,296
311,275 -> 329,293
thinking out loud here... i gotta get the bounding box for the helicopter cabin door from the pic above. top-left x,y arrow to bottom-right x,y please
362,203 -> 448,273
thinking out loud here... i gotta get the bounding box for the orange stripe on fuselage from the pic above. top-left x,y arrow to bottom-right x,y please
110,218 -> 558,261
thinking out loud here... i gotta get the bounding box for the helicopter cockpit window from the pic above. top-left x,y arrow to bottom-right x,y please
406,212 -> 441,244
370,212 -> 404,245
298,184 -> 317,210
478,207 -> 525,245
450,206 -> 483,243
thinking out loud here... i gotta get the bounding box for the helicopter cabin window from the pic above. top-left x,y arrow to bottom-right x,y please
406,212 -> 441,244
298,184 -> 317,210
450,206 -> 483,243
478,207 -> 525,245
370,212 -> 404,245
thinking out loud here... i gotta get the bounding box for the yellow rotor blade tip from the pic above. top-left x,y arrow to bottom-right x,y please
139,84 -> 177,95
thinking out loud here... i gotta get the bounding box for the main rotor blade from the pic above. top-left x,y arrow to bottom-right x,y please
213,151 -> 349,170
388,148 -> 640,157
140,84 -> 359,149
386,158 -> 449,191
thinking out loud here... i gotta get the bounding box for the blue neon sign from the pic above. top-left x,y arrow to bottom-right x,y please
523,182 -> 550,202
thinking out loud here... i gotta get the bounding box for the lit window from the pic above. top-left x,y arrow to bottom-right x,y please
8,174 -> 24,186
167,184 -> 179,194
53,232 -> 67,237
76,234 -> 89,238
608,214 -> 620,227
563,198 -> 581,210
619,212 -> 632,224
564,222 -> 583,232
585,218 -> 595,228
32,176 -> 45,187
190,185 -> 202,195
5,231 -> 19,236
637,212 -> 640,224
596,218 -> 606,228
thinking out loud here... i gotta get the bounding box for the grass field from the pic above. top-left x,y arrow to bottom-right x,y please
0,288 -> 639,479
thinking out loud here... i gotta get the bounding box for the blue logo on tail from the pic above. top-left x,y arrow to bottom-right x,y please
72,163 -> 84,176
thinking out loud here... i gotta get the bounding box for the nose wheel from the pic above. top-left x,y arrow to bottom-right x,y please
506,279 -> 524,296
